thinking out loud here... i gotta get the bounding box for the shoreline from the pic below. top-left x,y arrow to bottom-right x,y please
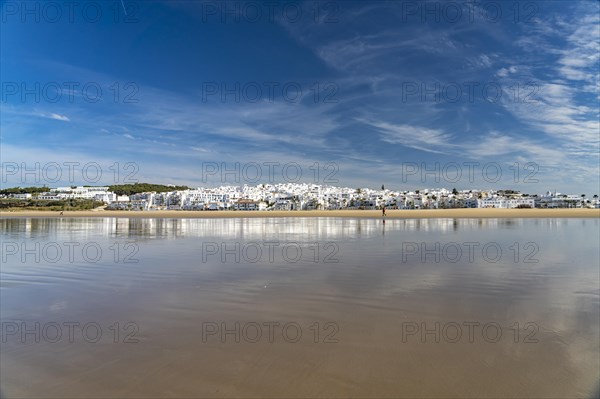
1,208 -> 599,219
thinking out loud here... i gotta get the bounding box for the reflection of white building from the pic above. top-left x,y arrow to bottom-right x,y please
56,217 -> 533,241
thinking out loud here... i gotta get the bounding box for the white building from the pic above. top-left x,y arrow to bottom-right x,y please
94,192 -> 117,203
12,193 -> 32,200
51,186 -> 111,199
477,198 -> 534,208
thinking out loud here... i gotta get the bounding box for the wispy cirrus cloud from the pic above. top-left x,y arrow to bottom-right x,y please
462,131 -> 564,161
557,14 -> 600,84
497,3 -> 599,161
360,120 -> 454,154
2,1 -> 598,193
6,108 -> 71,122
43,113 -> 70,122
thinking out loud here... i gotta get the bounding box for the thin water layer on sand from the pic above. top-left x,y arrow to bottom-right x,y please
1,218 -> 599,398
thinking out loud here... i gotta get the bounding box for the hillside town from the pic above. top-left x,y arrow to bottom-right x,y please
2,184 -> 599,211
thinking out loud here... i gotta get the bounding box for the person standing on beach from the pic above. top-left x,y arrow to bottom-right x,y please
382,206 -> 386,217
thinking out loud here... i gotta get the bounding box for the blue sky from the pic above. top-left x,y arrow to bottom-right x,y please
1,0 -> 599,194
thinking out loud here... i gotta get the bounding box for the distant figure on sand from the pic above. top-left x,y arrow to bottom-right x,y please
60,211 -> 63,216
382,206 -> 386,217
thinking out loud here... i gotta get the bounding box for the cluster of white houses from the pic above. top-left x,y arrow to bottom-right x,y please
4,184 -> 599,210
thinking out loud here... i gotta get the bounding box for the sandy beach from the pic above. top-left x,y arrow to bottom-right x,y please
2,216 -> 599,398
1,208 -> 598,218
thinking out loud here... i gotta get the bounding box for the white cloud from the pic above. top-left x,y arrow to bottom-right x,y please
36,112 -> 70,122
557,14 -> 600,83
462,131 -> 564,161
499,81 -> 599,159
497,66 -> 518,77
362,120 -> 453,154
314,30 -> 460,72
495,4 -> 599,180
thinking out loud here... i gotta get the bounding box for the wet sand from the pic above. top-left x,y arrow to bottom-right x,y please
1,208 -> 599,218
1,217 -> 599,398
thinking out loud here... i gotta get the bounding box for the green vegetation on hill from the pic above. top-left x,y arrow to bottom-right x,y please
0,186 -> 50,195
108,183 -> 190,196
0,199 -> 104,211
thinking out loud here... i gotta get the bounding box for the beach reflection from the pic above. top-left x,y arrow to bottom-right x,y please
1,217 -> 598,398
0,216 -> 584,239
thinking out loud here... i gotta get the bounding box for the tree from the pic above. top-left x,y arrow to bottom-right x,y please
109,183 -> 190,196
452,188 -> 458,195
0,186 -> 50,195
